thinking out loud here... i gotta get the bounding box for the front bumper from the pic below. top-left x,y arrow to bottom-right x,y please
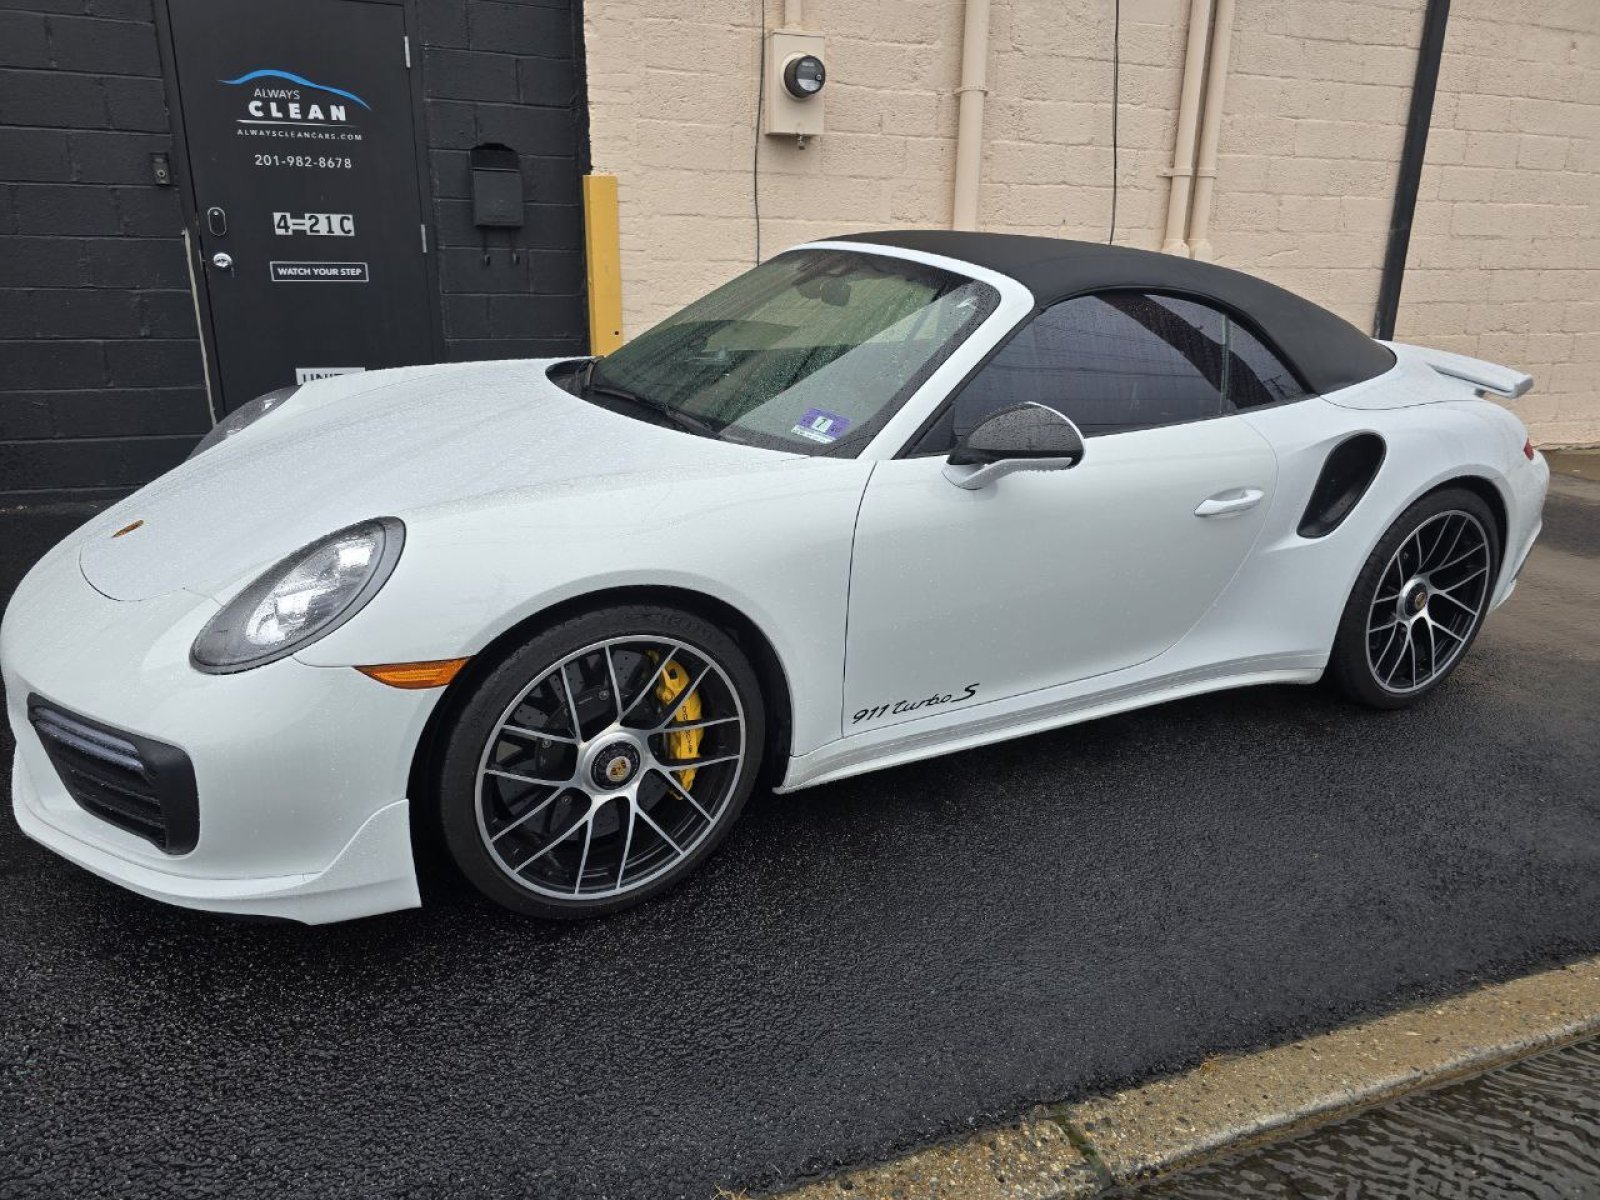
1,536 -> 431,924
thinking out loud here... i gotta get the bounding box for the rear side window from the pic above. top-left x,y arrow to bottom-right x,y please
1226,323 -> 1309,408
913,291 -> 1308,454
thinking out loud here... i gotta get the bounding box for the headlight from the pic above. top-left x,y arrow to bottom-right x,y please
191,518 -> 404,673
187,385 -> 299,460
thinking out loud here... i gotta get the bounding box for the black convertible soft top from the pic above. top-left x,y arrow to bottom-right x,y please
834,230 -> 1395,397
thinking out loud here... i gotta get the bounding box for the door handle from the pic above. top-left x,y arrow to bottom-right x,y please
211,251 -> 234,272
1194,487 -> 1264,518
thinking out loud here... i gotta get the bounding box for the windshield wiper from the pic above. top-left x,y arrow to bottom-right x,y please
582,366 -> 721,440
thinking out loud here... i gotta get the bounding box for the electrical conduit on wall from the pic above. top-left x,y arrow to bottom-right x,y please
951,0 -> 992,231
1162,0 -> 1214,255
1186,0 -> 1235,261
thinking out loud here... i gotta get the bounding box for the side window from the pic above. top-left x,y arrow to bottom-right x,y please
915,291 -> 1229,453
1226,323 -> 1310,408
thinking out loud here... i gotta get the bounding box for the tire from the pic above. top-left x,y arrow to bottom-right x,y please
1328,487 -> 1501,710
436,604 -> 765,918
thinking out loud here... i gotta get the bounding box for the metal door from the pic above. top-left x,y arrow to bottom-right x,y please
166,0 -> 433,410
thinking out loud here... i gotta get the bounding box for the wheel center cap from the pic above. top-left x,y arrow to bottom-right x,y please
1404,582 -> 1429,615
591,741 -> 641,790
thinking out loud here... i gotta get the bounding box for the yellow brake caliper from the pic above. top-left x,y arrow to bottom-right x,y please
654,659 -> 703,791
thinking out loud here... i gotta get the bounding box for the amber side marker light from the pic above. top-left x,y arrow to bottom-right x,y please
1523,438 -> 1536,461
355,658 -> 470,689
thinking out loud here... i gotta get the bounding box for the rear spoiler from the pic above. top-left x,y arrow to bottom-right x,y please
1381,341 -> 1533,399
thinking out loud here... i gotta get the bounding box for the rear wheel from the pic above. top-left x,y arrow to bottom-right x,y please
1329,488 -> 1500,709
437,605 -> 764,918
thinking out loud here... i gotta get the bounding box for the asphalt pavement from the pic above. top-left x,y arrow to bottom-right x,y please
2,474 -> 1597,1200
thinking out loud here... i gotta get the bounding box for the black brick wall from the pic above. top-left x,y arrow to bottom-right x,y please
0,0 -> 209,504
0,0 -> 588,504
419,0 -> 589,364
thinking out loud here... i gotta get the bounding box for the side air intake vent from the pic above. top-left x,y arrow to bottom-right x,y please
1299,433 -> 1386,538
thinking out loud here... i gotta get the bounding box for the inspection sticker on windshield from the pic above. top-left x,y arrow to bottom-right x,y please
792,408 -> 851,444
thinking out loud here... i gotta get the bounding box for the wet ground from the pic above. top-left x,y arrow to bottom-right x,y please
1130,1037 -> 1600,1198
1,470 -> 1598,1199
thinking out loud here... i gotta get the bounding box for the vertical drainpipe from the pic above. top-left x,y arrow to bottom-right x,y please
1374,0 -> 1452,340
951,0 -> 992,231
1185,0 -> 1235,262
1161,0 -> 1215,256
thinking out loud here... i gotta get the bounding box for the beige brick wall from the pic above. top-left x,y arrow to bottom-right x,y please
1395,0 -> 1599,447
585,0 -> 1599,445
1205,0 -> 1417,325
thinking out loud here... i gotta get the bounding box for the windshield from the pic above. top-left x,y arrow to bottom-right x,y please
585,249 -> 998,455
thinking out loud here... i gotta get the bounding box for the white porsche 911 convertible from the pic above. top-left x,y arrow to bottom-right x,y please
2,231 -> 1548,924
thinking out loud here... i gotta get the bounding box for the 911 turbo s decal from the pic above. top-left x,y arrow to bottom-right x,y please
852,683 -> 980,725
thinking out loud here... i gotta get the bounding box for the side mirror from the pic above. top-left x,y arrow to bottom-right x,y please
942,403 -> 1086,491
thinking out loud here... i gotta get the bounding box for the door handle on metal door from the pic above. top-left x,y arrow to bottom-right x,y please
1194,488 -> 1264,518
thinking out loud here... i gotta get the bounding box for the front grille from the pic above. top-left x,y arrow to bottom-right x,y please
27,696 -> 199,854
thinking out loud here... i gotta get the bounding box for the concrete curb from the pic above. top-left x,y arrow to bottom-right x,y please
762,954 -> 1600,1199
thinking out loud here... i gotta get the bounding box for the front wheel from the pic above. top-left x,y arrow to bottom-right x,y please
1328,488 -> 1501,709
436,605 -> 765,918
